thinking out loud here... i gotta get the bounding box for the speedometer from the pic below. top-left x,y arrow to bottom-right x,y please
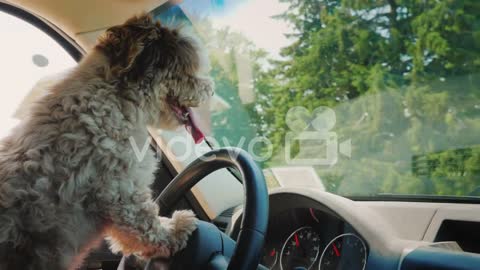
319,233 -> 367,270
280,227 -> 321,270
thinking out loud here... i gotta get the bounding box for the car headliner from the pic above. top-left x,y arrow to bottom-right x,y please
4,0 -> 168,48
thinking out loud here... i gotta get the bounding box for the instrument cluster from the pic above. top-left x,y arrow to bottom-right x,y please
261,208 -> 368,270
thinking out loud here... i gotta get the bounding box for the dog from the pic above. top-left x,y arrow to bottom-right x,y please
0,14 -> 213,270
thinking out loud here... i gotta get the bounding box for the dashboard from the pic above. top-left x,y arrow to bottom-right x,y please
261,208 -> 367,270
223,187 -> 480,270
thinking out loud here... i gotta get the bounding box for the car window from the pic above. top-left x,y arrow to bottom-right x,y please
0,11 -> 77,138
154,1 -> 480,199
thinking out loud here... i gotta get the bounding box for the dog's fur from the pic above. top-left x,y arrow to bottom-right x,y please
0,14 -> 213,270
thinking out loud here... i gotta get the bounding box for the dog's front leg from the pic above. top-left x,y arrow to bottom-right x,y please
103,191 -> 197,259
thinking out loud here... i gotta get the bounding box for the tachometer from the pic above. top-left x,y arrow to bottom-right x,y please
280,227 -> 321,270
319,233 -> 367,270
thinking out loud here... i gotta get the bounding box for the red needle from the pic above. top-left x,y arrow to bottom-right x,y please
294,233 -> 300,247
333,243 -> 341,257
270,249 -> 276,257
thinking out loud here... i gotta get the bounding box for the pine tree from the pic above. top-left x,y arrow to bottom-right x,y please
251,0 -> 480,196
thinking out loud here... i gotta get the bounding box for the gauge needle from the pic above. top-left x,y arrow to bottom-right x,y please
333,243 -> 341,257
270,249 -> 276,257
294,233 -> 300,247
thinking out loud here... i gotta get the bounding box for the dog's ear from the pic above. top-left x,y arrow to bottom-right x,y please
123,13 -> 155,28
96,14 -> 160,79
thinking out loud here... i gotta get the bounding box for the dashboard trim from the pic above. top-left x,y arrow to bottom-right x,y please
262,188 -> 432,269
228,187 -> 480,270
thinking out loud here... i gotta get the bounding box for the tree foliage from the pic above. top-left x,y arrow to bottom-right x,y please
247,0 -> 480,196
199,0 -> 480,197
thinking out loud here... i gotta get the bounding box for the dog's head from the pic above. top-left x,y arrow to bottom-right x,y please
96,14 -> 213,143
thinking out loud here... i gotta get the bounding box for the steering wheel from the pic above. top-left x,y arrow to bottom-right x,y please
119,147 -> 269,270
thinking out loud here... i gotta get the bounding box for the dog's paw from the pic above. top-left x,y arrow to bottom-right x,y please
166,210 -> 198,254
139,244 -> 171,259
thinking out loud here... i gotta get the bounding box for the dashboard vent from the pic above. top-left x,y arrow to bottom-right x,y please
213,207 -> 236,233
220,207 -> 235,218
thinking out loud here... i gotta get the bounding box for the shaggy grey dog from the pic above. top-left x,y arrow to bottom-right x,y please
0,14 -> 213,270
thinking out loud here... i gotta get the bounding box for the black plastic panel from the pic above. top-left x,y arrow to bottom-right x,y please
435,220 -> 480,254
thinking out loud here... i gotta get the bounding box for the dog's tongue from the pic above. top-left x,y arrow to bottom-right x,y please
183,107 -> 205,144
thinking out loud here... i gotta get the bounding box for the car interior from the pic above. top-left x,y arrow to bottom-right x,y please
1,0 -> 480,269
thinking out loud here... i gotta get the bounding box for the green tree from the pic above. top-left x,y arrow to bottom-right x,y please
252,0 -> 480,196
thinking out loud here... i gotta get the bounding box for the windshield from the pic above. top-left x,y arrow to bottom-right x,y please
153,0 -> 480,199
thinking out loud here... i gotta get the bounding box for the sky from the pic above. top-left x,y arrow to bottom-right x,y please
181,0 -> 291,58
210,0 -> 291,58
